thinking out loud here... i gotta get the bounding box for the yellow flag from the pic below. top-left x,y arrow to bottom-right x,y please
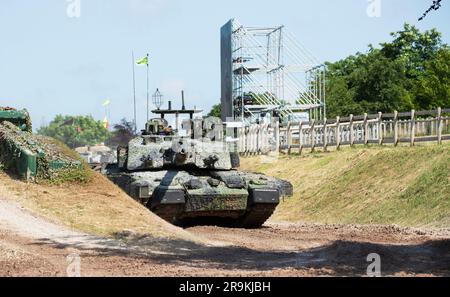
102,116 -> 109,130
136,55 -> 148,65
103,99 -> 111,106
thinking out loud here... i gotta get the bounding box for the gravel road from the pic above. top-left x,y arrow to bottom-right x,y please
0,197 -> 449,276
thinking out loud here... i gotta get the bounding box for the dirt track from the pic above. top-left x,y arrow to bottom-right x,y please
1,199 -> 449,276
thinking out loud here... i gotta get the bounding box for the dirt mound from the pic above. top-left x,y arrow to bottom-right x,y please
0,172 -> 196,241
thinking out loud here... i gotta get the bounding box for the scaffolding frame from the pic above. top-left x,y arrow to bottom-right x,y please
226,19 -> 326,124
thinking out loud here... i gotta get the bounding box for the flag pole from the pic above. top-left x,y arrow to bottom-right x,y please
146,53 -> 149,122
132,51 -> 137,133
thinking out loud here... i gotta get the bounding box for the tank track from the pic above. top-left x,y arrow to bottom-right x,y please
151,205 -> 184,224
152,204 -> 276,228
236,204 -> 277,228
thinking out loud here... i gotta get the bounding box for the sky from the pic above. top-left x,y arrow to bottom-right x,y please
0,0 -> 449,130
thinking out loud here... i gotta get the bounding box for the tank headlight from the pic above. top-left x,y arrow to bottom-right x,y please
138,186 -> 150,198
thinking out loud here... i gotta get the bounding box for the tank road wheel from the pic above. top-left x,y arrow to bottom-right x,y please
151,205 -> 184,225
237,204 -> 277,228
150,186 -> 185,225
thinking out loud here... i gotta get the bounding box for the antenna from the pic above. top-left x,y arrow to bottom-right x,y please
181,90 -> 186,110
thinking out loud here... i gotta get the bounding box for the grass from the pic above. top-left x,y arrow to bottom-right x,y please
33,136 -> 93,185
239,142 -> 450,228
0,171 -> 197,241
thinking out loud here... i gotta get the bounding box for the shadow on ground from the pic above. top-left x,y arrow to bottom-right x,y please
32,234 -> 450,276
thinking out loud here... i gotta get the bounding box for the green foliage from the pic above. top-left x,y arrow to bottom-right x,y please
326,24 -> 450,118
207,104 -> 221,118
38,115 -> 111,148
106,118 -> 136,148
34,136 -> 93,185
414,48 -> 450,109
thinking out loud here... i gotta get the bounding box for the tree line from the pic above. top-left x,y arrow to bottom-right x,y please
325,24 -> 449,118
38,115 -> 134,148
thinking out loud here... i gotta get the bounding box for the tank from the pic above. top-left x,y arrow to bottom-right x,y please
105,106 -> 293,228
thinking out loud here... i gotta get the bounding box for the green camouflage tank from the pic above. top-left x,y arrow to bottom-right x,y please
105,117 -> 293,228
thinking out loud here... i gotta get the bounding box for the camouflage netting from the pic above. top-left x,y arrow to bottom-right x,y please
0,121 -> 88,182
0,107 -> 32,133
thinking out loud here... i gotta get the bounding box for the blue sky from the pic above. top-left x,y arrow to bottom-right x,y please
0,0 -> 449,130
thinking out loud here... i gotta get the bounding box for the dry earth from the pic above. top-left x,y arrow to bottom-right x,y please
1,197 -> 449,276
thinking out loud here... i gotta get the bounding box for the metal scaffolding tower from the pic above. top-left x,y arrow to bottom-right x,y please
221,19 -> 326,124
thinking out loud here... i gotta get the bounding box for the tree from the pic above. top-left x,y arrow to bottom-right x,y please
325,24 -> 449,118
324,76 -> 361,118
351,50 -> 413,112
207,104 -> 221,118
106,118 -> 136,148
38,115 -> 110,148
381,24 -> 443,79
413,48 -> 450,109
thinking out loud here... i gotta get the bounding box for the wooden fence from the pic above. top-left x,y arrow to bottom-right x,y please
237,107 -> 450,155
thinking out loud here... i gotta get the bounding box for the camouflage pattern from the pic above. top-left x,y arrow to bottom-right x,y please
105,117 -> 293,228
126,137 -> 233,171
0,107 -> 32,132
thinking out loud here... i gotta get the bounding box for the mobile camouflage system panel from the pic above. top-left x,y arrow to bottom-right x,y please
0,107 -> 32,132
0,118 -> 81,180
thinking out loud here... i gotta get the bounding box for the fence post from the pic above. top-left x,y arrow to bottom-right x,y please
259,123 -> 264,154
363,113 -> 368,145
410,109 -> 415,146
349,114 -> 354,147
256,124 -> 262,155
245,127 -> 248,155
261,123 -> 268,153
247,126 -> 251,156
275,121 -> 280,153
253,125 -> 256,154
243,127 -> 247,156
437,107 -> 442,145
253,125 -> 258,155
336,116 -> 341,150
298,121 -> 303,155
238,127 -> 243,154
378,112 -> 383,146
287,121 -> 292,155
393,110 -> 398,146
323,118 -> 328,151
248,126 -> 252,155
310,119 -> 316,153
